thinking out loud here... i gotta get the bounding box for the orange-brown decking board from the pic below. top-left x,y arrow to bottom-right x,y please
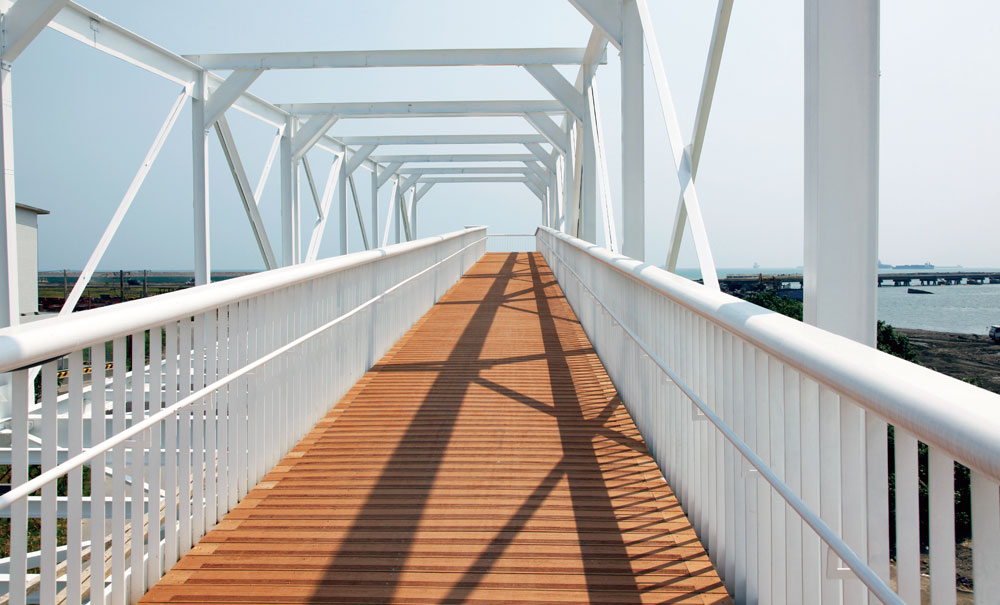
142,252 -> 730,604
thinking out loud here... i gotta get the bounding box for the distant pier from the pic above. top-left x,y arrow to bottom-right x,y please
717,271 -> 1000,292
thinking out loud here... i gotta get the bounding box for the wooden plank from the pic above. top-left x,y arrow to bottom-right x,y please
140,253 -> 730,604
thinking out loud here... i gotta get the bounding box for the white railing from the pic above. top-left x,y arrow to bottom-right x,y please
537,226 -> 1000,605
0,227 -> 486,605
486,233 -> 536,253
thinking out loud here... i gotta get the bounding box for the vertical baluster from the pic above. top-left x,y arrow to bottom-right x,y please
818,386 -> 843,603
768,358 -> 786,604
40,361 -> 58,603
714,325 -> 726,580
246,297 -> 260,487
894,428 -> 920,604
732,337 -> 747,603
755,350 -> 771,603
89,344 -> 107,604
237,299 -> 248,498
177,317 -> 192,555
216,306 -> 229,519
800,376 -> 821,601
722,332 -> 736,590
163,322 -> 178,568
928,447 -> 956,605
203,312 -> 217,530
742,341 -> 758,602
129,330 -> 146,602
9,370 -> 29,605
783,367 -> 803,603
865,411 -> 890,598
971,471 -> 1000,603
111,337 -> 127,605
840,397 -> 867,604
191,314 -> 205,541
67,350 -> 85,604
148,327 -> 163,584
227,302 -> 239,509
263,293 -> 276,471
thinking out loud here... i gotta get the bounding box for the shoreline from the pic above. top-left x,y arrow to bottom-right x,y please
899,328 -> 1000,394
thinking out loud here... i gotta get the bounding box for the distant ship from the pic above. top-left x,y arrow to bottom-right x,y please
878,259 -> 892,269
894,262 -> 935,270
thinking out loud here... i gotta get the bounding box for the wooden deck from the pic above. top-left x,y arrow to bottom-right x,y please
142,252 -> 730,604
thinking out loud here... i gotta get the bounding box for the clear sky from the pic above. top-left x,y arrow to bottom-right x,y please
10,0 -> 1000,271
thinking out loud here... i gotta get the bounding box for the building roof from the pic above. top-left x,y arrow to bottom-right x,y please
15,203 -> 49,215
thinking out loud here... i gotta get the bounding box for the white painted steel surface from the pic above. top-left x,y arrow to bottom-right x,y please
537,226 -> 1000,605
0,228 -> 485,604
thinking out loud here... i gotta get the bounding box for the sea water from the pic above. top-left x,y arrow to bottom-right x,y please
676,267 -> 1000,335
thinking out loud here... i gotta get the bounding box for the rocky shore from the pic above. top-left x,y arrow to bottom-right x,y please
899,329 -> 1000,394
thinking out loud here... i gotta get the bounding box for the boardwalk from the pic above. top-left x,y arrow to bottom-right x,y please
142,252 -> 729,604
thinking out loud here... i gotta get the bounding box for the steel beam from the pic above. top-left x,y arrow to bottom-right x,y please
280,100 -> 565,118
215,116 -> 277,270
348,174 -> 369,250
397,167 -> 530,175
523,143 -> 557,172
370,153 -> 535,163
523,112 -> 570,155
254,125 -> 284,204
1,0 -> 68,62
567,0 -> 623,49
203,68 -> 262,128
340,134 -> 547,146
184,48 -> 606,70
305,154 -> 342,262
376,162 -> 402,188
636,0 -> 719,289
290,115 -> 339,160
343,144 -> 378,176
419,176 -> 529,184
666,0 -> 733,269
523,65 -> 587,122
621,0 -> 644,260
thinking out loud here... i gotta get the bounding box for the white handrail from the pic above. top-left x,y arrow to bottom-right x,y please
537,226 -> 1000,482
0,227 -> 486,373
0,235 -> 486,511
539,234 -> 902,605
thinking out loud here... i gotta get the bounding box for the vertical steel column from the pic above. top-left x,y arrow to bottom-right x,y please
280,116 -> 295,266
804,0 -> 879,346
338,157 -> 348,255
370,169 -> 379,247
621,0 -> 645,261
580,69 -> 597,243
804,2 -> 885,601
0,62 -> 18,419
394,188 -> 400,244
192,72 -> 211,285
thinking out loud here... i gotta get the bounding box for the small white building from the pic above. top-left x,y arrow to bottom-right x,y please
16,203 -> 49,315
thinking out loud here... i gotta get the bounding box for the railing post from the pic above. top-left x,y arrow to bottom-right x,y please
621,0 -> 645,261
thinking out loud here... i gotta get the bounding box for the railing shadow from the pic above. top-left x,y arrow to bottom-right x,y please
298,251 -> 710,602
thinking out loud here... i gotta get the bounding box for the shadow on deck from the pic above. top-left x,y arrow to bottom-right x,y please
142,252 -> 730,604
